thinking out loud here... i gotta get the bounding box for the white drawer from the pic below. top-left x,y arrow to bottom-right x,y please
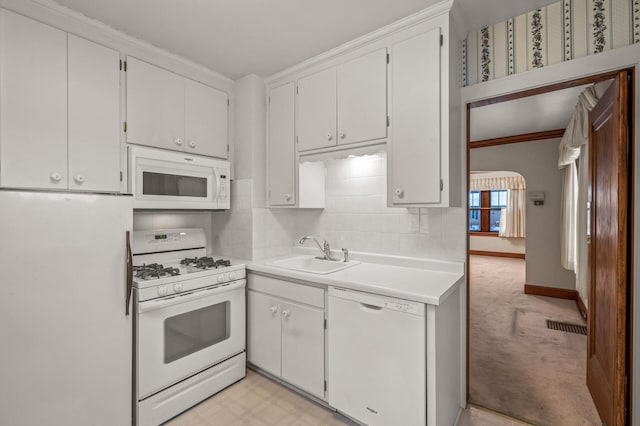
248,273 -> 325,308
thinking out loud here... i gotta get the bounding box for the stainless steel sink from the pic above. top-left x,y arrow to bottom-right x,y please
266,256 -> 360,275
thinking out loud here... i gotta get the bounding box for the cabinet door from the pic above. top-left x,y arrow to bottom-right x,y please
281,301 -> 325,399
68,35 -> 121,192
297,67 -> 336,151
390,29 -> 441,205
126,57 -> 185,151
268,83 -> 296,206
337,48 -> 387,145
0,10 -> 68,189
247,291 -> 282,376
185,80 -> 228,158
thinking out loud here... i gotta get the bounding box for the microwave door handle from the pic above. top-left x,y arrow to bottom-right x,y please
215,172 -> 221,201
138,280 -> 245,314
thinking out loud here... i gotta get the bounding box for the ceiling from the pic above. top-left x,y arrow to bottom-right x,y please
469,85 -> 590,141
50,0 -> 559,80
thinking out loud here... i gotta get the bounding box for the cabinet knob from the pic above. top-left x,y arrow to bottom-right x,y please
270,305 -> 278,314
338,131 -> 346,139
327,133 -> 333,141
74,174 -> 85,184
50,172 -> 62,183
188,140 -> 196,148
395,188 -> 404,198
284,193 -> 291,201
175,138 -> 184,146
282,309 -> 291,319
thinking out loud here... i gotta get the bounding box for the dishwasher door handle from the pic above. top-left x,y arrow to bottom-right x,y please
360,302 -> 383,311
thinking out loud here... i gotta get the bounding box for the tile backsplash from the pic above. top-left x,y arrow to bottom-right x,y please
214,153 -> 465,261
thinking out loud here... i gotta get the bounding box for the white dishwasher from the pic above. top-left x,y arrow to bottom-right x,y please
328,287 -> 426,426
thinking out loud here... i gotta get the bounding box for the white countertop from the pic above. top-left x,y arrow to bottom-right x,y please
245,248 -> 465,305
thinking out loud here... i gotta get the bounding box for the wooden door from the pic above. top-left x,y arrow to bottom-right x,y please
337,48 -> 388,146
587,71 -> 631,426
389,29 -> 441,206
126,57 -> 185,151
68,35 -> 121,192
297,67 -> 337,151
268,83 -> 296,206
185,79 -> 228,159
247,291 -> 282,376
281,301 -> 325,399
0,10 -> 68,190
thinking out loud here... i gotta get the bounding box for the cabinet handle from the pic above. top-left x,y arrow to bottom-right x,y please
327,133 -> 333,141
270,305 -> 278,314
282,309 -> 291,319
395,188 -> 404,198
284,193 -> 291,201
50,172 -> 62,183
338,131 -> 346,139
175,138 -> 184,146
74,174 -> 85,184
188,140 -> 196,149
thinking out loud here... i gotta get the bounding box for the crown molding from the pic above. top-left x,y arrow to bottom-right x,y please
264,0 -> 454,85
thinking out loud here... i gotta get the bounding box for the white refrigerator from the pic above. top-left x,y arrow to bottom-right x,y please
0,190 -> 133,426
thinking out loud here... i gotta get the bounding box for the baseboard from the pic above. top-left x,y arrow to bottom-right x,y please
469,250 -> 525,259
524,284 -> 578,300
576,292 -> 588,320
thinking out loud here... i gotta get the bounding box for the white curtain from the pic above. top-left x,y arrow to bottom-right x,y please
558,81 -> 611,271
500,189 -> 526,238
470,173 -> 526,238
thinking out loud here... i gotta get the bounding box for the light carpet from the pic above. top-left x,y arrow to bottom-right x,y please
469,255 -> 600,426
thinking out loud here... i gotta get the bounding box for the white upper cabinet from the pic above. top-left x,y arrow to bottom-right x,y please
297,67 -> 336,151
126,57 -> 185,152
268,83 -> 296,206
68,35 -> 121,192
0,10 -> 122,192
390,29 -> 442,205
337,48 -> 388,145
0,9 -> 68,190
185,79 -> 228,158
296,48 -> 387,152
127,57 -> 229,159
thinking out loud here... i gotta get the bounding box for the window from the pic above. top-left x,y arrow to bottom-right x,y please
469,189 -> 508,233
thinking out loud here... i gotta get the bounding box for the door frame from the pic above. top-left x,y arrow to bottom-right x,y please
464,67 -> 635,423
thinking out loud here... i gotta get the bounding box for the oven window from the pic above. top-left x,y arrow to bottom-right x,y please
164,302 -> 230,364
142,172 -> 208,198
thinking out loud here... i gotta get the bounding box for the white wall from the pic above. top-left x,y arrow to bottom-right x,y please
469,235 -> 525,254
470,138 -> 576,290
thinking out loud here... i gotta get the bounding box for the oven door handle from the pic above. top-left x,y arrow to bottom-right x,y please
138,279 -> 246,314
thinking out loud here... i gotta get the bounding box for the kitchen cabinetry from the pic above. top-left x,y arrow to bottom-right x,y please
268,83 -> 296,206
297,48 -> 387,152
247,273 -> 325,399
126,57 -> 229,158
0,9 -> 120,192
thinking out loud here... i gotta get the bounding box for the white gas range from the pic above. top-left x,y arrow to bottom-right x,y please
132,228 -> 246,426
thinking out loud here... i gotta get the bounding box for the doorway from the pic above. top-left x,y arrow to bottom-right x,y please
465,69 -> 634,425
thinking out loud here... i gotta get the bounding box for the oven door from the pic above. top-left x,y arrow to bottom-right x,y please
136,280 -> 245,399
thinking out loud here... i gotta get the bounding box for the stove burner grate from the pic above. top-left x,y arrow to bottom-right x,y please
133,263 -> 180,280
180,257 -> 232,270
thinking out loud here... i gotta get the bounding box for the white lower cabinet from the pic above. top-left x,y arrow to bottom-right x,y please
247,274 -> 326,399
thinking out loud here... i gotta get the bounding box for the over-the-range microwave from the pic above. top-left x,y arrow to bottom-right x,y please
128,146 -> 230,210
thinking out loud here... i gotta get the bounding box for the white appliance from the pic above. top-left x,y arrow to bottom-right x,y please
328,287 -> 426,426
0,190 -> 133,426
132,228 -> 246,426
128,145 -> 230,210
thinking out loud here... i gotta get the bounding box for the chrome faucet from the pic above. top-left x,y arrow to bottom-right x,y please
298,236 -> 338,261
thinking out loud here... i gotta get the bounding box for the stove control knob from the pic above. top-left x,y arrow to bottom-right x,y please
158,286 -> 168,296
224,273 -> 230,281
229,272 -> 236,280
173,283 -> 183,293
217,275 -> 224,283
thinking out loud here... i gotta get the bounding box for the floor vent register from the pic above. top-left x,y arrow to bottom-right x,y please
546,319 -> 587,335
